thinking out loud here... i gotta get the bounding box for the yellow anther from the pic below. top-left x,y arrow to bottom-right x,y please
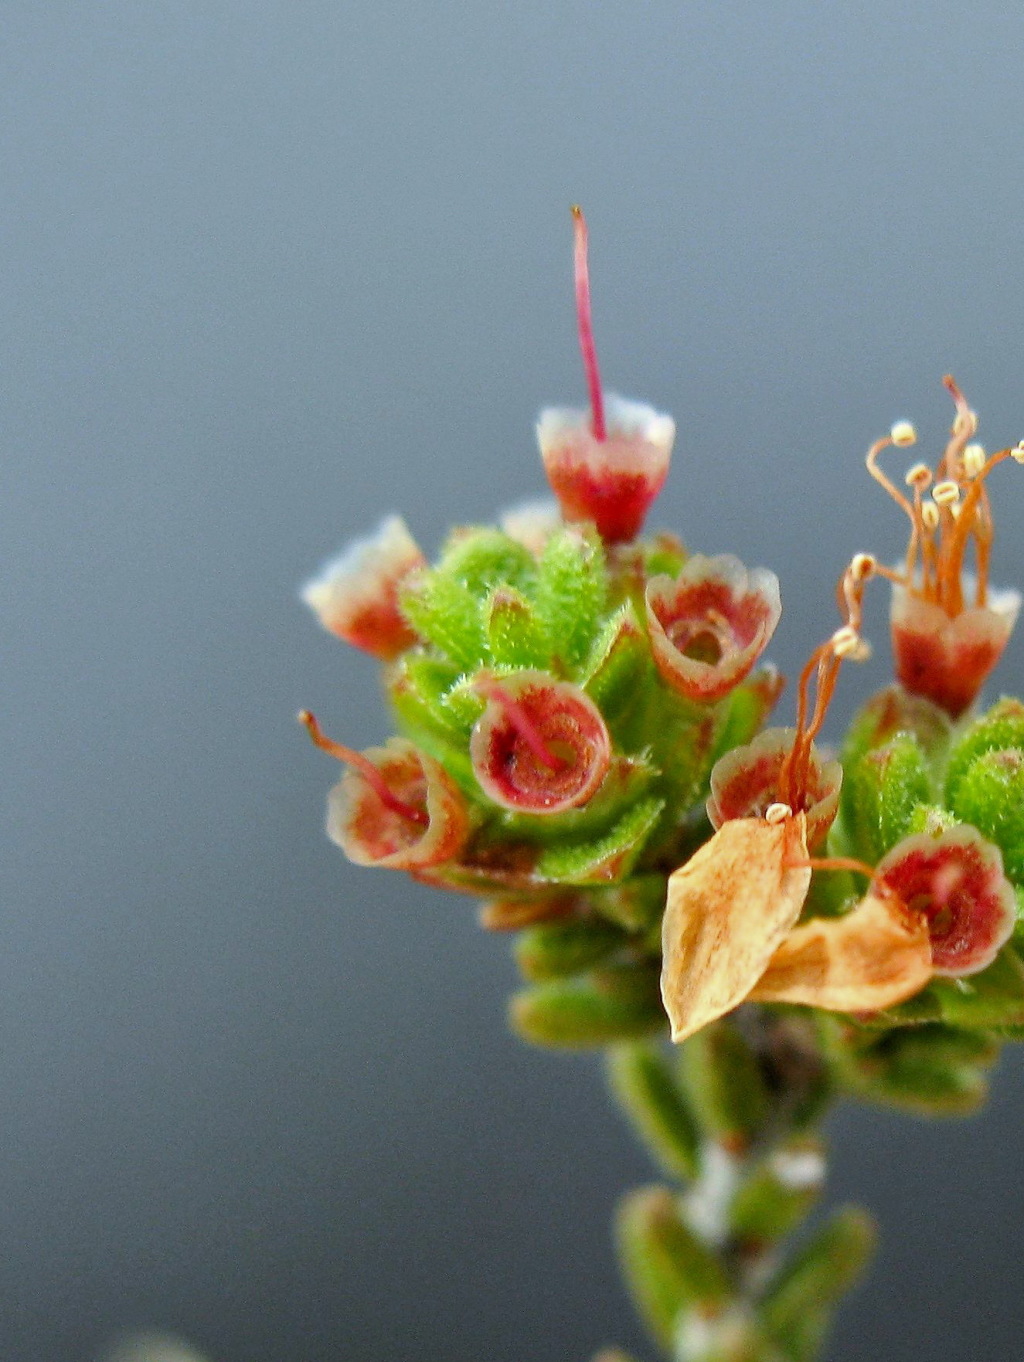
765,802 -> 793,825
890,421 -> 917,447
932,480 -> 961,506
850,552 -> 876,581
962,443 -> 986,478
830,625 -> 863,657
904,462 -> 932,489
921,502 -> 940,531
1012,441 -> 1024,465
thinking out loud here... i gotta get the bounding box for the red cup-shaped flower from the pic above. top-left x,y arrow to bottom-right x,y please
874,824 -> 1016,976
470,671 -> 611,814
325,736 -> 470,871
537,395 -> 675,545
707,727 -> 842,851
891,579 -> 1021,720
301,514 -> 425,660
536,207 -> 674,545
645,555 -> 782,705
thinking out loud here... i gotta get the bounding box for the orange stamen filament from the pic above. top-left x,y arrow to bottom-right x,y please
801,854 -> 875,879
876,381 -> 1016,617
940,374 -> 978,479
298,710 -> 429,826
866,435 -> 916,526
936,446 -> 1012,612
477,679 -> 567,772
780,562 -> 871,810
571,205 -> 606,442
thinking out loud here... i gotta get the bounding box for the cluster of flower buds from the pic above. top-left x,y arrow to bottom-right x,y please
301,211 -> 1024,1115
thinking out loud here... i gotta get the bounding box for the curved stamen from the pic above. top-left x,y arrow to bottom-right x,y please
940,374 -> 978,480
298,709 -> 429,826
781,558 -> 874,809
571,205 -> 606,442
866,427 -> 917,525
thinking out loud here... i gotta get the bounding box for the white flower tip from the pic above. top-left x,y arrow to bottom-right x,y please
300,515 -> 423,656
536,396 -> 675,456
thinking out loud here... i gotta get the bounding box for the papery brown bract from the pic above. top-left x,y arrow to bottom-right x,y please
707,728 -> 842,851
749,892 -> 932,1012
327,738 -> 470,870
470,671 -> 612,813
645,554 -> 781,705
660,814 -> 811,1043
890,581 -> 1021,720
874,824 -> 1016,976
537,396 -> 675,545
302,514 -> 425,660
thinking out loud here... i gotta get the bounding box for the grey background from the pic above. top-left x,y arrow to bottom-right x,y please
2,2 -> 1024,1359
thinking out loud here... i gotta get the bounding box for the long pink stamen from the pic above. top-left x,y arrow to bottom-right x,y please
299,710 -> 429,826
477,679 -> 566,771
572,205 -> 606,442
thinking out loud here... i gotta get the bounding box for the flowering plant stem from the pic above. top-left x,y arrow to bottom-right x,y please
607,1017 -> 871,1362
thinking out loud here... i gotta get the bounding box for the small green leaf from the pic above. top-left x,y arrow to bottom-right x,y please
842,683 -> 951,771
728,1138 -> 825,1245
534,527 -> 608,672
929,945 -> 1024,1029
388,653 -> 467,740
841,735 -> 932,863
514,917 -> 627,981
582,603 -> 653,732
639,531 -> 688,580
607,1043 -> 701,1182
708,665 -> 785,765
400,572 -> 487,670
510,962 -> 666,1048
437,527 -> 537,595
944,696 -> 1024,806
536,796 -> 665,883
591,876 -> 667,932
831,1021 -> 998,1115
484,586 -> 552,668
615,1186 -> 730,1349
761,1206 -> 875,1342
948,747 -> 1024,882
680,1019 -> 770,1152
773,1307 -> 832,1362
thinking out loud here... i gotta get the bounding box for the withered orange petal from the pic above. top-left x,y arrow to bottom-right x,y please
749,891 -> 932,1013
660,814 -> 810,1043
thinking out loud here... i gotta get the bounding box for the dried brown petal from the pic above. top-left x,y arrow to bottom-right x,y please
660,815 -> 811,1043
749,892 -> 932,1012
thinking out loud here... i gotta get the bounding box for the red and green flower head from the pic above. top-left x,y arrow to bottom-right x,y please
299,220 -> 1024,1068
